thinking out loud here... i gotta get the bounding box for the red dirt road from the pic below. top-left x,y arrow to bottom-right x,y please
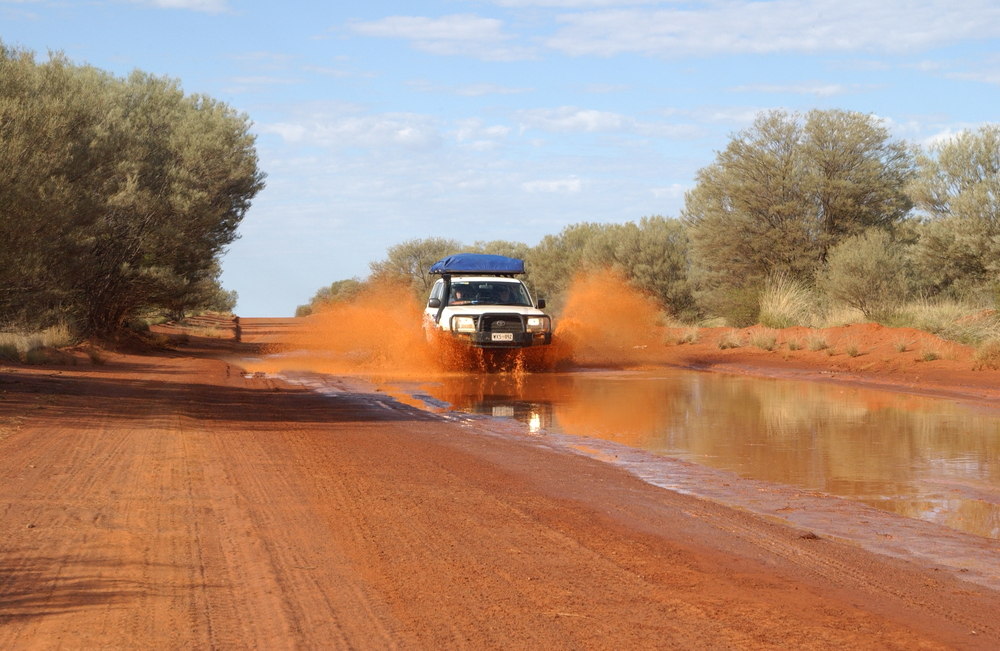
2,319 -> 1000,648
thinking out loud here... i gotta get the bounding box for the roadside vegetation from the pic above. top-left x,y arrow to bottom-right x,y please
301,111 -> 1000,355
4,39 -> 995,358
0,42 -> 264,347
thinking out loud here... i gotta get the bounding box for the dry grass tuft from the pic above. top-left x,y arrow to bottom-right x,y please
893,300 -> 1000,345
807,334 -> 829,351
919,348 -> 940,362
674,328 -> 700,345
973,340 -> 1000,370
758,274 -> 816,328
718,330 -> 744,349
748,329 -> 778,351
0,324 -> 75,362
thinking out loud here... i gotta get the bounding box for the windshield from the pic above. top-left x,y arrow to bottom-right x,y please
448,281 -> 532,307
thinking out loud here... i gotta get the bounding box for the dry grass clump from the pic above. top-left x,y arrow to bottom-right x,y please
674,328 -> 700,344
748,329 -> 778,351
193,326 -> 230,339
718,330 -> 744,349
818,305 -> 867,328
806,334 -> 829,351
973,340 -> 1000,370
0,324 -> 75,362
920,349 -> 940,362
758,274 -> 816,328
892,299 -> 1000,345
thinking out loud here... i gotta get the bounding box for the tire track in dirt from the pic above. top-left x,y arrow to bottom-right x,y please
187,409 -> 404,649
256,390 -> 969,649
0,405 -> 201,647
678,505 -> 1000,644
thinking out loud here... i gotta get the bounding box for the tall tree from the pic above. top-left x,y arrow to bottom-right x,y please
0,44 -> 264,335
908,125 -> 1000,299
368,237 -> 462,299
601,217 -> 695,318
526,222 -> 610,305
682,109 -> 913,324
803,109 -> 914,258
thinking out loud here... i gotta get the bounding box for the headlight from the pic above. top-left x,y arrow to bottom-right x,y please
526,316 -> 550,333
452,316 -> 476,332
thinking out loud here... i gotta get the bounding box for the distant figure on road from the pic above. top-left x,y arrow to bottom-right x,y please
233,316 -> 242,343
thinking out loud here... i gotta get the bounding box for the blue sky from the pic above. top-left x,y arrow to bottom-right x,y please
3,0 -> 1000,316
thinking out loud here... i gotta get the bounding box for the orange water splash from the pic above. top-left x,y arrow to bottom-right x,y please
253,270 -> 669,377
264,282 -> 439,376
553,270 -> 668,367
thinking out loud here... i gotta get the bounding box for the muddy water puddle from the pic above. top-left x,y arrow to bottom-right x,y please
378,368 -> 1000,541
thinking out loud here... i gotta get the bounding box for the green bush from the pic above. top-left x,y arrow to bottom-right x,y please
0,344 -> 19,362
819,229 -> 911,321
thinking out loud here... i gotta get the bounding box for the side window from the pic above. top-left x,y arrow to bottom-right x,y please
430,280 -> 443,302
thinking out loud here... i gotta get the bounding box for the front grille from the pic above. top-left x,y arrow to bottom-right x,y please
481,315 -> 524,334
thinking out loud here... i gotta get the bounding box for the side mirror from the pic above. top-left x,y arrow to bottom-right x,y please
428,298 -> 441,308
536,299 -> 546,309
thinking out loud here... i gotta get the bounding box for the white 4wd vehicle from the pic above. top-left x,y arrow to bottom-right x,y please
424,254 -> 552,349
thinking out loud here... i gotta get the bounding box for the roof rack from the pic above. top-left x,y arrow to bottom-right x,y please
429,253 -> 525,275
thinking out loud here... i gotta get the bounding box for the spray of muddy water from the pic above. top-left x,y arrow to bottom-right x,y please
254,272 -> 670,378
552,270 -> 669,367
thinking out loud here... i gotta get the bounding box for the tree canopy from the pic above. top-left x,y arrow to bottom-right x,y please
0,44 -> 264,336
908,125 -> 1000,299
300,112 -> 1000,330
682,109 -> 914,324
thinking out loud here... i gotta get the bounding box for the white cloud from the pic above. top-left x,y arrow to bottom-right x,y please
138,0 -> 229,13
350,14 -> 535,61
453,119 -> 511,150
729,82 -> 878,97
581,82 -> 631,94
651,183 -> 687,199
665,106 -> 763,125
259,123 -> 308,142
947,71 -> 1000,86
492,0 -> 670,6
455,83 -> 532,97
228,76 -> 297,86
545,0 -> 1000,57
223,75 -> 300,95
259,111 -> 443,150
522,177 -> 583,193
517,106 -> 703,138
518,107 -> 628,132
915,123 -> 999,148
407,79 -> 532,96
302,65 -> 358,79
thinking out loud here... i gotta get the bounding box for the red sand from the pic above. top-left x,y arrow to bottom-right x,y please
0,316 -> 999,648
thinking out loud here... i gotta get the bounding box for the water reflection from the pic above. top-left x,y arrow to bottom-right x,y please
390,369 -> 1000,540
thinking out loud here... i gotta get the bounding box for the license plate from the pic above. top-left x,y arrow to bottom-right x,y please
491,332 -> 514,342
